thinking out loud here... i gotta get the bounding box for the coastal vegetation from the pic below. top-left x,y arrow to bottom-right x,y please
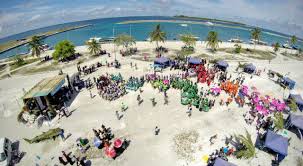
149,24 -> 167,49
288,99 -> 298,112
290,35 -> 297,46
251,28 -> 261,51
180,34 -> 197,50
9,56 -> 40,70
234,130 -> 256,159
86,39 -> 101,56
273,112 -> 284,131
273,42 -> 280,53
52,40 -> 75,61
28,36 -> 43,57
114,34 -> 136,51
179,34 -> 197,58
174,15 -> 246,25
234,44 -> 242,54
206,31 -> 221,52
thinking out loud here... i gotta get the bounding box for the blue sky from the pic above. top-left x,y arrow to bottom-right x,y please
0,0 -> 303,38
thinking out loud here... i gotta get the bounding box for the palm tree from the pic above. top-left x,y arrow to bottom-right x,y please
290,35 -> 297,46
149,24 -> 166,49
28,36 -> 43,57
273,42 -> 280,53
235,130 -> 256,159
273,112 -> 284,131
251,28 -> 261,51
206,31 -> 221,52
180,34 -> 197,48
86,39 -> 101,56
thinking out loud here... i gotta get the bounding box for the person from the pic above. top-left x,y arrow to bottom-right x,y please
151,98 -> 156,107
62,151 -> 73,165
59,153 -> 68,165
137,94 -> 141,105
59,129 -> 65,141
93,129 -> 100,139
154,126 -> 160,135
115,111 -> 120,120
209,134 -> 217,145
164,97 -> 169,105
187,106 -> 192,117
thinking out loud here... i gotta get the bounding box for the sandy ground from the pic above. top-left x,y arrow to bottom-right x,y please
0,41 -> 302,166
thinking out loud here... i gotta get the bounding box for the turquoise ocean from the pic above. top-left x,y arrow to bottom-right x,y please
0,16 -> 302,59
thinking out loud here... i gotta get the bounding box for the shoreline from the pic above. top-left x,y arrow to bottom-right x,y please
0,24 -> 92,54
0,41 -> 298,63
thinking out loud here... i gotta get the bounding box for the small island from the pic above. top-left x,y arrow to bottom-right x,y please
174,15 -> 246,26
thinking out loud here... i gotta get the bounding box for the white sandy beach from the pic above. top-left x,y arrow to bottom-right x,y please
0,41 -> 302,166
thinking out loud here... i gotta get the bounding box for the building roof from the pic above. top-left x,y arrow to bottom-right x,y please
289,94 -> 303,105
265,130 -> 288,156
188,57 -> 202,65
290,114 -> 303,130
216,60 -> 229,68
154,57 -> 169,64
23,75 -> 66,99
214,158 -> 237,166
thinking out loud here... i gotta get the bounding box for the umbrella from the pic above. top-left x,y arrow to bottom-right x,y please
114,139 -> 123,148
253,96 -> 260,103
163,79 -> 169,85
202,155 -> 209,163
256,105 -> 263,111
105,147 -> 116,158
93,137 -> 102,148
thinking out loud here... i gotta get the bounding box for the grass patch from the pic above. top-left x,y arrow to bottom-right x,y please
14,65 -> 59,75
281,52 -> 303,61
218,48 -> 275,60
9,58 -> 40,70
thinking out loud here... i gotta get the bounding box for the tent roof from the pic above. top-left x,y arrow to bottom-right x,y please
265,130 -> 288,156
23,75 -> 66,99
188,57 -> 202,65
290,114 -> 303,130
214,158 -> 237,166
154,57 -> 169,64
283,77 -> 296,84
289,94 -> 303,105
216,60 -> 229,68
244,63 -> 256,70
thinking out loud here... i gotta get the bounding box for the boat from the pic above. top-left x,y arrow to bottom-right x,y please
282,41 -> 293,49
228,38 -> 243,43
193,36 -> 200,41
101,37 -> 115,42
249,39 -> 267,45
145,37 -> 151,41
180,24 -> 188,27
206,21 -> 214,26
41,44 -> 52,51
88,37 -> 103,43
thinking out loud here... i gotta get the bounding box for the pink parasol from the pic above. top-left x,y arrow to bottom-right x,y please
277,103 -> 286,111
163,79 -> 169,85
114,139 -> 123,148
253,96 -> 260,103
261,108 -> 269,115
242,85 -> 248,89
105,147 -> 116,158
256,104 -> 263,111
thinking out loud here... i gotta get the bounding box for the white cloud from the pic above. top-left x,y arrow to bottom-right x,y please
28,14 -> 41,22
